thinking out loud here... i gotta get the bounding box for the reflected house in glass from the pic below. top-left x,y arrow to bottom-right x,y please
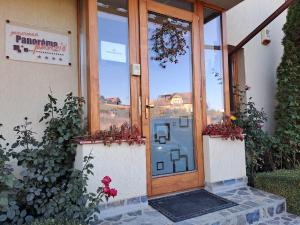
151,93 -> 193,117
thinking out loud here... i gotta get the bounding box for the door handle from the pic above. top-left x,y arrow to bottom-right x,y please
145,98 -> 154,119
146,104 -> 155,109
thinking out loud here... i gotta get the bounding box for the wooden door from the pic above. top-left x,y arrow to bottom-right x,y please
140,0 -> 204,197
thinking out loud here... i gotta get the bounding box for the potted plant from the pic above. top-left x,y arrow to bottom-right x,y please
75,123 -> 146,201
202,116 -> 247,192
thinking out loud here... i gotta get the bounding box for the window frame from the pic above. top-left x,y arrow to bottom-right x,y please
83,0 -> 230,134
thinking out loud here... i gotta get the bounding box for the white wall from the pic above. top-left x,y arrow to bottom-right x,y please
227,0 -> 287,133
75,143 -> 147,201
0,0 -> 78,143
203,136 -> 246,184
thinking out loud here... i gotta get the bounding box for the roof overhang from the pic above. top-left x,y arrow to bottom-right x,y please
202,0 -> 243,10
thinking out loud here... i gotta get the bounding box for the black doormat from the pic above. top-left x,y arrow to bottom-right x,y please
148,189 -> 238,222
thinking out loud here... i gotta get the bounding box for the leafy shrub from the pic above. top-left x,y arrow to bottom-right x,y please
78,122 -> 145,146
31,218 -> 83,225
0,93 -> 117,224
255,169 -> 300,216
234,87 -> 275,185
203,117 -> 244,141
0,124 -> 18,215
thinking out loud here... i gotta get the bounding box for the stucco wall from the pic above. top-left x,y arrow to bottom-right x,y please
75,143 -> 147,201
226,0 -> 287,133
203,136 -> 246,184
0,0 -> 78,143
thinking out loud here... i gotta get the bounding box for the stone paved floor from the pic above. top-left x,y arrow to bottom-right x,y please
97,187 -> 300,225
259,213 -> 300,225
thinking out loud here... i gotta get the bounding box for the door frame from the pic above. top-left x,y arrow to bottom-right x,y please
139,0 -> 204,197
83,0 -> 230,197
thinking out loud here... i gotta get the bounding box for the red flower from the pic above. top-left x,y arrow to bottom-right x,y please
110,188 -> 118,197
101,176 -> 112,187
103,186 -> 111,195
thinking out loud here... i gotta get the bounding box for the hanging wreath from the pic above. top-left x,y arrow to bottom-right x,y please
150,19 -> 189,68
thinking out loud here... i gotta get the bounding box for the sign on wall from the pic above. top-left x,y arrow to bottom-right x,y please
5,23 -> 71,66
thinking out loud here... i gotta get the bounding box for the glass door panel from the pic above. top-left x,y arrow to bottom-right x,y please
148,12 -> 195,177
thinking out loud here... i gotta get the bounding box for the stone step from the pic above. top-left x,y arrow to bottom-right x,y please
257,212 -> 300,225
96,187 -> 289,225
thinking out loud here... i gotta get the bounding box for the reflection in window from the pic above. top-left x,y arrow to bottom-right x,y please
98,0 -> 130,130
204,8 -> 224,124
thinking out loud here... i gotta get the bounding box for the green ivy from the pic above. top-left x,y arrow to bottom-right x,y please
31,218 -> 83,225
0,124 -> 17,212
274,0 -> 300,169
0,93 -> 105,224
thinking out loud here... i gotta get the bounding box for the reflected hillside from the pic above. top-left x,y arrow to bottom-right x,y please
99,96 -> 130,130
151,92 -> 193,118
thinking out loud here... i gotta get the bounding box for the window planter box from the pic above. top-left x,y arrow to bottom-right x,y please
74,142 -> 146,201
203,135 -> 247,192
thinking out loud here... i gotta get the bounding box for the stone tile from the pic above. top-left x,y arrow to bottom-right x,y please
106,200 -> 125,208
246,209 -> 260,224
99,222 -> 112,225
223,179 -> 236,185
141,195 -> 148,203
127,197 -> 141,205
105,215 -> 123,222
143,209 -> 162,217
175,221 -> 195,225
276,202 -> 286,214
237,190 -> 250,195
127,210 -> 142,216
260,213 -> 300,225
122,217 -> 137,223
236,215 -> 247,225
96,187 -> 300,225
211,222 -> 221,225
219,211 -> 231,216
244,201 -> 260,207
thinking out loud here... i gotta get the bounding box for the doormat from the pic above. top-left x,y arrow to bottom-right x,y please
148,189 -> 238,222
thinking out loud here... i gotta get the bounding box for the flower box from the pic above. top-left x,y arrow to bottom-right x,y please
203,135 -> 247,192
74,142 -> 146,201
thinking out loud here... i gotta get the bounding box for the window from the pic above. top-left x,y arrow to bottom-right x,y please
204,8 -> 224,124
98,0 -> 130,129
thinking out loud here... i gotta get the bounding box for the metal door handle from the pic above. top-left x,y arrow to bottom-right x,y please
146,104 -> 155,108
145,98 -> 154,119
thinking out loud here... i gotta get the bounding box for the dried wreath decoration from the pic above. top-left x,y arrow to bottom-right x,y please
150,19 -> 189,68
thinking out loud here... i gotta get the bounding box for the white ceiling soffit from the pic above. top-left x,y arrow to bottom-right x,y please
204,0 -> 243,10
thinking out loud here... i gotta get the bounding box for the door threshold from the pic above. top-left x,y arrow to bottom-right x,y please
148,187 -> 203,200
